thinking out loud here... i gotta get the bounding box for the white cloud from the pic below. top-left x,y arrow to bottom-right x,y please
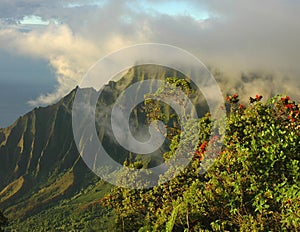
0,0 -> 299,106
0,24 -> 102,105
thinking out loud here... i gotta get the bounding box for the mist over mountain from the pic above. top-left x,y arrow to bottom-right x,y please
0,64 -> 209,230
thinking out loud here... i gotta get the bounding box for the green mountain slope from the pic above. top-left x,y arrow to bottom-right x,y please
0,64 -> 207,230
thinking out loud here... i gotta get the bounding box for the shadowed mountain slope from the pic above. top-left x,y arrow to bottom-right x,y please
0,65 -> 208,229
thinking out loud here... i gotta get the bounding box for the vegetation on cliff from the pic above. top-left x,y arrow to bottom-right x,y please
104,89 -> 300,231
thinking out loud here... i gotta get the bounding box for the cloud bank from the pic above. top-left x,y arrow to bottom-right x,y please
0,0 -> 299,105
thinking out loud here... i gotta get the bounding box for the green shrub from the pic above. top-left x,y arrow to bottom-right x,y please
104,93 -> 300,231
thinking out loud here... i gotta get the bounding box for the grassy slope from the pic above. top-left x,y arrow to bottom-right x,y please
8,180 -> 115,232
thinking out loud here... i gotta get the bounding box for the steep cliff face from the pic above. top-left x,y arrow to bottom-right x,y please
0,64 -> 207,220
0,88 -> 87,217
0,89 -> 76,185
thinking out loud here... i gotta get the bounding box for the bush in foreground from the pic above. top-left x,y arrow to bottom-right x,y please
103,93 -> 300,231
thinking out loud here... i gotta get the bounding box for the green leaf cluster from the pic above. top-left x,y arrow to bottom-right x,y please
104,94 -> 300,231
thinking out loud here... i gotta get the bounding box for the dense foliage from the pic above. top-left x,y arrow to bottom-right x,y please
0,210 -> 8,232
103,86 -> 300,231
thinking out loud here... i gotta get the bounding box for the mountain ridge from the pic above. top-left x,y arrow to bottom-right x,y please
0,65 -> 203,228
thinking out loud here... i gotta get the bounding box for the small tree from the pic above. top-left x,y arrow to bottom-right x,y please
143,77 -> 194,140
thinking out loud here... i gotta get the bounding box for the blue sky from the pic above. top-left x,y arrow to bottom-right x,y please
129,0 -> 210,20
0,0 -> 299,127
18,1 -> 210,25
63,0 -> 210,20
0,50 -> 56,127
